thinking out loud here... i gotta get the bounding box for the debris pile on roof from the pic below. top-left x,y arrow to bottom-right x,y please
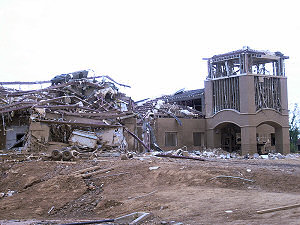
0,74 -> 135,159
135,90 -> 204,119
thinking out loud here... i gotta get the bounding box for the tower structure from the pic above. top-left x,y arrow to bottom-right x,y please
204,47 -> 290,155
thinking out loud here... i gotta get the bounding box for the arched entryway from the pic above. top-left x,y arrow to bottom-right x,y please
214,122 -> 241,153
256,121 -> 289,154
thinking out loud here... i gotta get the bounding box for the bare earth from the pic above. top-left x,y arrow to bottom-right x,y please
1,155 -> 300,224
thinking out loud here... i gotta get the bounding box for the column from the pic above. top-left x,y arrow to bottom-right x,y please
241,126 -> 257,155
206,128 -> 221,149
239,75 -> 255,114
204,80 -> 213,117
275,127 -> 290,154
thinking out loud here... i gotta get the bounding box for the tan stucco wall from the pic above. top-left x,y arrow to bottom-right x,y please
154,118 -> 206,151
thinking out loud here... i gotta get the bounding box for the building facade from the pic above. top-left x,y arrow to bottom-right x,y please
143,48 -> 290,155
204,47 -> 290,155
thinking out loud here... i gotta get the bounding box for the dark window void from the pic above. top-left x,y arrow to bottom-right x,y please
193,132 -> 202,146
15,133 -> 25,147
271,133 -> 275,146
165,132 -> 177,147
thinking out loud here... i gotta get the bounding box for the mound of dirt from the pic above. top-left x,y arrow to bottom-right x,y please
1,157 -> 300,224
0,174 -> 87,219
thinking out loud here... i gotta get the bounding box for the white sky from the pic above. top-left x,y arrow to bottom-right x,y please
0,0 -> 299,108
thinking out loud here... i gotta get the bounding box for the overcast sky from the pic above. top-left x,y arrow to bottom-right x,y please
0,0 -> 299,108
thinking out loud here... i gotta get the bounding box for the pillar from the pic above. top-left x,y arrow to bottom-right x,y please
275,127 -> 290,154
241,126 -> 257,155
280,78 -> 289,115
204,80 -> 213,117
239,75 -> 255,114
206,128 -> 221,149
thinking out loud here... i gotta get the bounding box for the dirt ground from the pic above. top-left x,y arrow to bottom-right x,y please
1,154 -> 300,225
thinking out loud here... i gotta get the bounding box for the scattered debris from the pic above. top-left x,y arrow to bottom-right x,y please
155,153 -> 206,161
114,212 -> 152,225
209,175 -> 254,183
149,166 -> 160,170
6,190 -> 16,197
47,206 -> 55,214
128,191 -> 157,200
257,203 -> 300,214
225,210 -> 233,213
73,166 -> 114,178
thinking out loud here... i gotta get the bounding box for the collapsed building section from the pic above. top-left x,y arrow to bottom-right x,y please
0,74 -> 137,159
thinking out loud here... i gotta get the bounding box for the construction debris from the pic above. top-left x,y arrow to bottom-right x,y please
209,175 -> 254,183
154,153 -> 206,161
256,203 -> 300,214
0,73 -> 136,158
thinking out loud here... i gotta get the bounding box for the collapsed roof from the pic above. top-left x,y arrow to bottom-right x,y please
135,89 -> 204,119
0,74 -> 135,153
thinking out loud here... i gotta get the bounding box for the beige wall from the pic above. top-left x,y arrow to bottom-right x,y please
154,118 -> 206,151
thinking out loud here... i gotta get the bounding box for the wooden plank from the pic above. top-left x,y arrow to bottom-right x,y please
257,203 -> 300,214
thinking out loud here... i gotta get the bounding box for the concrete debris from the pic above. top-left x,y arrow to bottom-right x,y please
225,210 -> 233,213
6,190 -> 16,197
149,166 -> 160,170
151,148 -> 300,161
260,155 -> 269,159
253,153 -> 260,159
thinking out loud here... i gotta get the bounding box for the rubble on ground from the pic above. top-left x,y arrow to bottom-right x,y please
145,148 -> 300,161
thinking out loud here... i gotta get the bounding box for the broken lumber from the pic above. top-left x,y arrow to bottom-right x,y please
209,175 -> 254,182
256,203 -> 300,214
75,167 -> 114,178
154,153 -> 206,161
128,190 -> 157,200
73,165 -> 102,175
36,119 -> 122,128
124,127 -> 151,152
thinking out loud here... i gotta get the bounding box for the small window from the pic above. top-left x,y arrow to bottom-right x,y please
271,133 -> 275,146
165,132 -> 177,147
193,132 -> 202,146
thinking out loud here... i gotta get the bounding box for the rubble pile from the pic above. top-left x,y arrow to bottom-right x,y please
136,98 -> 203,119
0,74 -> 135,160
149,148 -> 300,161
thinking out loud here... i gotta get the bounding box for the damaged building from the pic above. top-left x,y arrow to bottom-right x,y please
204,47 -> 290,155
136,47 -> 290,155
0,47 -> 291,156
0,72 -> 137,159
